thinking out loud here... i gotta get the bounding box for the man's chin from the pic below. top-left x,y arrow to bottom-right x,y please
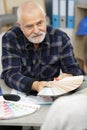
28,37 -> 45,44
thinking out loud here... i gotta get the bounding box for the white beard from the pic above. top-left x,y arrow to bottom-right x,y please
27,31 -> 46,44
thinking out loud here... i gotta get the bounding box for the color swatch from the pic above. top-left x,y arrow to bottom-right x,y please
0,98 -> 40,120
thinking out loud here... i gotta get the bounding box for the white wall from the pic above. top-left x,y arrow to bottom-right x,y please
0,0 -> 45,14
0,0 -> 5,14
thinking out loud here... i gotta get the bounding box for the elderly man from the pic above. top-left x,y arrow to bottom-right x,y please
1,0 -> 83,96
1,0 -> 84,130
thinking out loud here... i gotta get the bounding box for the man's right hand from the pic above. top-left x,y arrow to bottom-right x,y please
32,81 -> 49,92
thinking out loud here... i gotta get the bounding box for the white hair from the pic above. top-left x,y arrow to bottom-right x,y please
17,0 -> 46,23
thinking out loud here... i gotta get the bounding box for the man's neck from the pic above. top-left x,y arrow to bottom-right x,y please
34,43 -> 39,49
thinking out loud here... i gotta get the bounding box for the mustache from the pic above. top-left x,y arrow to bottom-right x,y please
31,32 -> 44,37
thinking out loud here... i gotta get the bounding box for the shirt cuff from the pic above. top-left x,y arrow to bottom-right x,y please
25,78 -> 38,96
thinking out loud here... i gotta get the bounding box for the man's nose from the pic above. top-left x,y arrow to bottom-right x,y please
33,26 -> 39,34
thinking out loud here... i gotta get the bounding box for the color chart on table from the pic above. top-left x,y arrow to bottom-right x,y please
0,98 -> 40,120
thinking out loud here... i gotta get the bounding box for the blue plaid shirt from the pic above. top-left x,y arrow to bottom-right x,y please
1,25 -> 83,95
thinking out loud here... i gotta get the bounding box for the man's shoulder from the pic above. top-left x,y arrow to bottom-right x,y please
3,25 -> 23,38
47,26 -> 66,36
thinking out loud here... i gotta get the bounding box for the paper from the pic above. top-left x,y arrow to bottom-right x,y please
38,75 -> 83,96
0,97 -> 40,120
11,89 -> 53,105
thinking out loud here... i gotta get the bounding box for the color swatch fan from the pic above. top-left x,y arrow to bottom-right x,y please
38,76 -> 83,96
0,97 -> 40,120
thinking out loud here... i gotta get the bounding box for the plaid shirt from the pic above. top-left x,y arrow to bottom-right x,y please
1,26 -> 83,95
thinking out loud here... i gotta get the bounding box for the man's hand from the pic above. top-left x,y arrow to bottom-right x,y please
32,81 -> 49,92
32,73 -> 73,92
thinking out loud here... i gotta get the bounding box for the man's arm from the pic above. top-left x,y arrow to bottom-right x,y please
1,33 -> 36,94
59,33 -> 84,76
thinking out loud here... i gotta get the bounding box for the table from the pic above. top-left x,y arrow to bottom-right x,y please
0,79 -> 50,127
0,78 -> 87,127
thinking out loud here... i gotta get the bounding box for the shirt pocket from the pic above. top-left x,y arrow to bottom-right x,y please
21,57 -> 32,73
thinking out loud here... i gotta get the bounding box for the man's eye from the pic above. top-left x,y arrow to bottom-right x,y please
26,26 -> 33,30
38,21 -> 43,26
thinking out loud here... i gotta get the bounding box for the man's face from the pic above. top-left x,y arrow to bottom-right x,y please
19,9 -> 46,44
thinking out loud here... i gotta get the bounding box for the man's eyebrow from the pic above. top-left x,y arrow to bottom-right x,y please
24,20 -> 44,28
36,20 -> 43,24
25,24 -> 33,28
